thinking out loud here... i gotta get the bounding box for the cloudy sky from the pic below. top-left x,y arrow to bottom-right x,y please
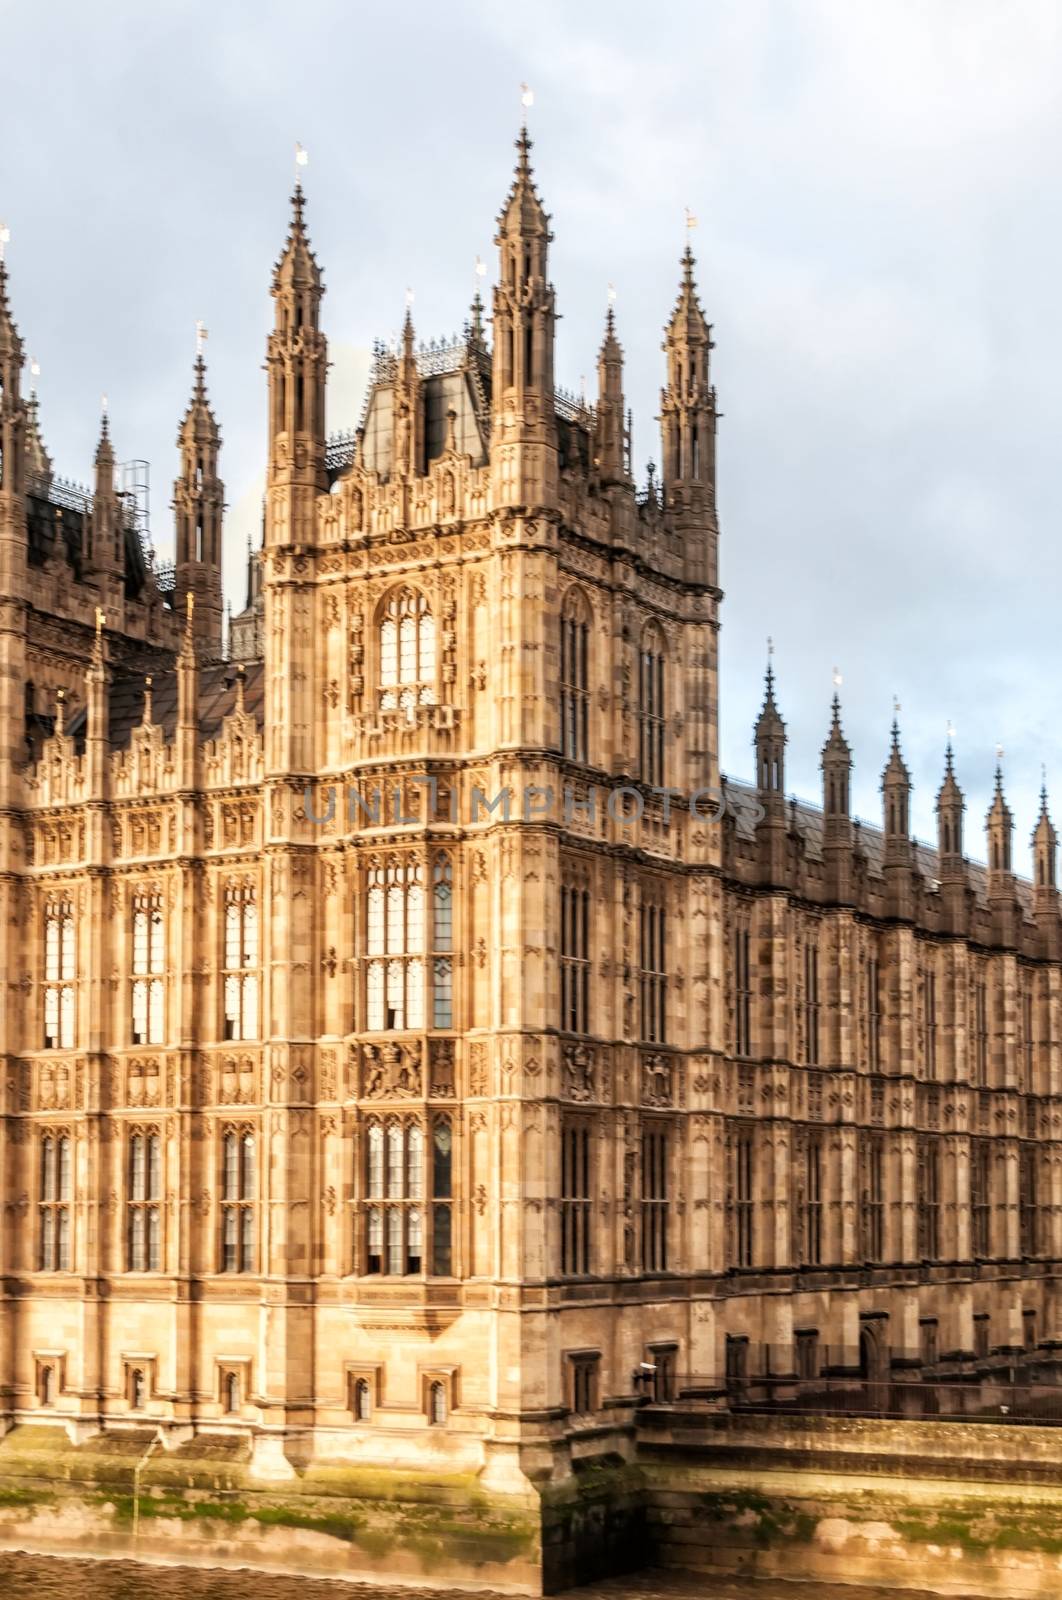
3,0 -> 1061,867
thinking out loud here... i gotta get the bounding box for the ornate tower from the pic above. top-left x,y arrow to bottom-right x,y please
986,764 -> 1018,943
265,183 -> 327,548
393,305 -> 423,481
490,127 -> 557,508
173,351 -> 224,658
660,244 -> 719,586
264,182 -> 327,774
935,742 -> 967,930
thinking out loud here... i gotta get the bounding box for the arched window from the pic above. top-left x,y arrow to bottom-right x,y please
428,1380 -> 447,1425
220,1129 -> 255,1272
560,591 -> 590,763
224,1371 -> 241,1414
43,900 -> 76,1050
223,886 -> 258,1041
131,894 -> 165,1046
363,1116 -> 451,1277
38,1132 -> 72,1271
38,1364 -> 55,1406
639,625 -> 666,785
129,1368 -> 146,1410
379,588 -> 435,718
366,859 -> 424,1031
354,1378 -> 372,1420
127,1129 -> 162,1271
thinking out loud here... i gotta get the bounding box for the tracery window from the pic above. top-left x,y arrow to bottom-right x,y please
362,1116 -> 453,1276
638,625 -> 665,785
131,894 -> 165,1046
792,1130 -> 824,1267
803,934 -> 820,1067
639,893 -> 667,1044
220,1128 -> 256,1273
728,1125 -> 755,1269
972,975 -> 988,1086
734,916 -> 752,1058
38,1132 -> 72,1271
560,1117 -> 592,1276
43,899 -> 76,1050
971,1138 -> 991,1258
223,886 -> 259,1042
1020,1146 -> 1040,1257
924,965 -> 937,1081
560,590 -> 589,763
860,1132 -> 885,1262
641,1123 -> 669,1272
916,1138 -> 940,1260
379,588 -> 435,717
127,1129 -> 162,1272
867,954 -> 882,1072
560,875 -> 590,1035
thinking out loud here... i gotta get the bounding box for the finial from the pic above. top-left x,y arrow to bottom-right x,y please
143,674 -> 154,725
515,122 -> 533,174
235,661 -> 246,714
195,320 -> 208,358
55,686 -> 65,737
95,606 -> 105,639
294,141 -> 308,183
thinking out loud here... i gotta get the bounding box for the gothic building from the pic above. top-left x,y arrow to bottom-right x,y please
0,126 -> 1059,1498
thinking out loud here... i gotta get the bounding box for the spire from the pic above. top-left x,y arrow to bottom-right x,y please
986,758 -> 1014,878
881,709 -> 912,849
490,124 -> 558,506
659,240 -> 719,586
497,125 -> 551,242
393,298 -> 422,478
821,691 -> 852,821
936,738 -> 965,875
266,178 -> 328,533
1034,779 -> 1057,894
0,252 -> 23,374
593,297 -> 628,485
24,376 -> 51,485
271,182 -> 322,295
174,345 -> 224,658
754,649 -> 786,802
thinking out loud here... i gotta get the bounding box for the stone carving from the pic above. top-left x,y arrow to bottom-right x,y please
562,1043 -> 595,1103
362,1040 -> 422,1100
642,1052 -> 673,1108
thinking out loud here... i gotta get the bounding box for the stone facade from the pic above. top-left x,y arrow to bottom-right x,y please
0,126 -> 1058,1514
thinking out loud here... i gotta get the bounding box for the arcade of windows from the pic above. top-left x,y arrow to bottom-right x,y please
639,896 -> 668,1044
38,1132 -> 72,1271
361,1116 -> 453,1276
365,854 -> 452,1032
